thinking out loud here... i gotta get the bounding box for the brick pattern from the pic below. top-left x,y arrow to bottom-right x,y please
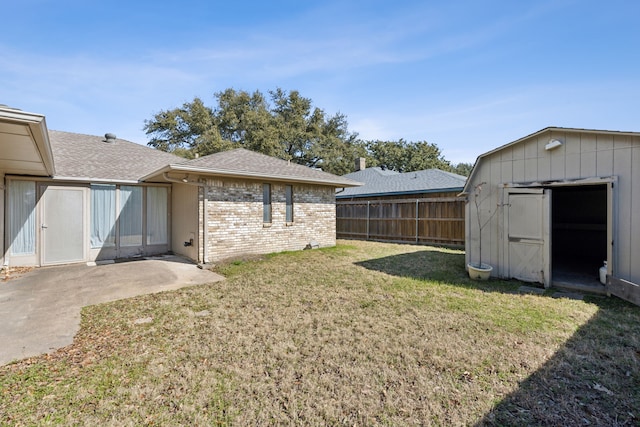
199,178 -> 336,262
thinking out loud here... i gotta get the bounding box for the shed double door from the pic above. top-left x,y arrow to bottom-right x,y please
503,189 -> 551,287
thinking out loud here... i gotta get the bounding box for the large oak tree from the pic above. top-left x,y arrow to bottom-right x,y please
144,88 -> 364,175
144,87 -> 467,176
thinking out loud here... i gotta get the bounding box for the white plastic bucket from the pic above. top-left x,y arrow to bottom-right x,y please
599,261 -> 607,285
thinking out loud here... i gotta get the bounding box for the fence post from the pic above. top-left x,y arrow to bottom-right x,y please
415,199 -> 419,243
366,201 -> 370,240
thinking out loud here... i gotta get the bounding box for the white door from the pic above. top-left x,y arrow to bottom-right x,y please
41,186 -> 87,265
504,189 -> 551,287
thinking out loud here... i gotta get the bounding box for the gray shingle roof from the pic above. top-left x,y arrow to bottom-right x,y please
144,148 -> 361,187
49,130 -> 182,182
48,133 -> 361,187
337,167 -> 467,198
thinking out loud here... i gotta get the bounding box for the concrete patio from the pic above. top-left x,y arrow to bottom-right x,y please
0,255 -> 223,365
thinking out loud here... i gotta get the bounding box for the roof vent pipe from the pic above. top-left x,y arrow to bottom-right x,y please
104,133 -> 117,143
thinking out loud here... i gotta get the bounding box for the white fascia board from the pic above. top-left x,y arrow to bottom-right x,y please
0,107 -> 46,123
52,176 -> 141,184
138,165 -> 172,181
29,117 -> 55,176
0,107 -> 56,176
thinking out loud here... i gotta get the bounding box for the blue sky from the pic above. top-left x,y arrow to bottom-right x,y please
2,0 -> 639,164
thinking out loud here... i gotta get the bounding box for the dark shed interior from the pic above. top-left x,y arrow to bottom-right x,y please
551,184 -> 607,286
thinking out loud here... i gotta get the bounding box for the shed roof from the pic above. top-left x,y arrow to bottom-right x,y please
49,130 -> 182,183
337,167 -> 467,198
460,126 -> 640,195
142,148 -> 362,188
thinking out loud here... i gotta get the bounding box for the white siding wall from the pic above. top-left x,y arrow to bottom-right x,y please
467,130 -> 640,284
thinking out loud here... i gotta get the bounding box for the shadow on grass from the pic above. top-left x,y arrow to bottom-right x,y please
356,248 -> 640,425
477,296 -> 640,426
355,247 -> 523,294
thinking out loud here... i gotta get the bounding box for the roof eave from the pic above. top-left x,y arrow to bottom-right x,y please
0,107 -> 56,176
336,186 -> 465,199
462,126 -> 640,194
141,164 -> 363,188
51,176 -> 142,184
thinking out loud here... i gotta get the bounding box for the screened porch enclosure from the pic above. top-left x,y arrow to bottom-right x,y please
89,184 -> 169,261
7,180 -> 36,257
5,179 -> 170,266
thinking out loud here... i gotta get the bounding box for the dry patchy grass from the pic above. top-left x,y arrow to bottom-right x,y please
1,240 -> 639,426
1,266 -> 34,282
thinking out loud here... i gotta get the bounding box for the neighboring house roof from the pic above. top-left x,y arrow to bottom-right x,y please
49,130 -> 183,183
337,167 -> 467,198
460,126 -> 640,195
142,148 -> 362,188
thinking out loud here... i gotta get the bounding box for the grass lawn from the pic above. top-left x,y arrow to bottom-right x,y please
1,240 -> 639,426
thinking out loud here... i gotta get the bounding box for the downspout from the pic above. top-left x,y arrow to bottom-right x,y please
0,173 -> 5,270
162,173 -> 208,264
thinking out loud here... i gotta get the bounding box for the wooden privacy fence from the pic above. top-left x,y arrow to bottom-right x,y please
336,197 -> 465,246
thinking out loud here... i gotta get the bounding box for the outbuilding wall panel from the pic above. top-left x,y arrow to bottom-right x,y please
630,145 -> 640,284
465,128 -> 640,286
614,144 -> 633,278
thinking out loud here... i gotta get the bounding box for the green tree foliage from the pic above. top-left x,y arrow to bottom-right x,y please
364,139 -> 452,173
144,87 -> 463,176
144,88 -> 362,175
452,162 -> 474,176
215,89 -> 276,155
145,97 -> 228,155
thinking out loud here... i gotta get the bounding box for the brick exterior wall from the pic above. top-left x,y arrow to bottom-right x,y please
198,177 -> 336,262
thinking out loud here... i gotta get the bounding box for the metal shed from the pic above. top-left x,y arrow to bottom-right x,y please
461,127 -> 640,305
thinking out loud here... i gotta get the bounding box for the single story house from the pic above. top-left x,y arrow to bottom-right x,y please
460,127 -> 640,305
336,158 -> 467,245
0,106 -> 360,269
